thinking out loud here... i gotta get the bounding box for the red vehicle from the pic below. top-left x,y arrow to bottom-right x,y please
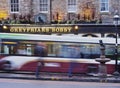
0,33 -> 120,74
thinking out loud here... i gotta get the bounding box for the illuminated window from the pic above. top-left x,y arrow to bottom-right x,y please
100,0 -> 109,12
67,0 -> 77,13
39,0 -> 48,12
10,0 -> 19,12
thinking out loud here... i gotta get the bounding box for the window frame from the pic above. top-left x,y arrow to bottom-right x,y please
67,0 -> 77,13
39,0 -> 49,13
100,0 -> 109,12
10,0 -> 19,13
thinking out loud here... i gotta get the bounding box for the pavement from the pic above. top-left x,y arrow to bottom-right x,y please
0,71 -> 120,83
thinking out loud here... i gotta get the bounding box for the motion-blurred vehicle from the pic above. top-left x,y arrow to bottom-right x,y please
0,33 -> 120,74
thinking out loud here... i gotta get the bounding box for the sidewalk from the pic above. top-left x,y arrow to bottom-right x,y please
0,71 -> 120,83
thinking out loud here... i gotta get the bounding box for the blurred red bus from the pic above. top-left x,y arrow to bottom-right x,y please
0,33 -> 119,74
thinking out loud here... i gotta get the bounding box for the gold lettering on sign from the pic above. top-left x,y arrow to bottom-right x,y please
10,27 -> 72,33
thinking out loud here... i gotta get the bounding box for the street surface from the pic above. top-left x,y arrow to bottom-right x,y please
0,78 -> 120,88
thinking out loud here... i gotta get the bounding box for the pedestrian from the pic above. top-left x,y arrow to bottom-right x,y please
67,45 -> 82,77
34,42 -> 47,57
34,42 -> 47,78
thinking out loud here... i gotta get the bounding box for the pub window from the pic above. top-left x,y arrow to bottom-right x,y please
100,0 -> 109,12
10,0 -> 19,13
67,0 -> 77,13
39,0 -> 48,12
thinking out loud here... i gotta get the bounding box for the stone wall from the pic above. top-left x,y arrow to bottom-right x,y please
0,0 -> 120,24
20,0 -> 32,15
0,0 -> 9,19
0,0 -> 8,10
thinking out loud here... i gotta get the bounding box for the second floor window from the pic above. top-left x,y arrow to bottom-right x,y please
39,0 -> 48,12
10,0 -> 19,13
67,0 -> 77,12
100,0 -> 109,12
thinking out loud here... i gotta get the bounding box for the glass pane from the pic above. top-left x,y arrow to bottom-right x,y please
11,0 -> 13,3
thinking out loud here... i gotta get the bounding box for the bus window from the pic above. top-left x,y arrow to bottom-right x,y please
16,43 -> 34,55
43,42 -> 79,57
2,45 -> 9,54
80,44 -> 101,59
17,47 -> 27,55
45,42 -> 101,59
46,42 -> 63,57
105,45 -> 115,55
53,43 -> 81,58
26,44 -> 32,55
1,45 -> 17,55
105,45 -> 115,60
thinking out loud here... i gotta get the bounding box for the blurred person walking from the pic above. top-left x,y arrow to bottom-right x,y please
34,42 -> 47,78
34,42 -> 47,57
67,45 -> 82,77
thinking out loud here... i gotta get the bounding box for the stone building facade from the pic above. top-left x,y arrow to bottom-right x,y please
0,0 -> 120,24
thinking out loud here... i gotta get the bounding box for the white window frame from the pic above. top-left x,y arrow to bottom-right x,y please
39,0 -> 48,13
10,0 -> 19,13
67,0 -> 77,13
100,0 -> 109,12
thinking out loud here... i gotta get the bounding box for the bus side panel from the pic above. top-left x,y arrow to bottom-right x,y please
41,62 -> 88,73
107,64 -> 115,74
20,61 -> 70,73
19,61 -> 38,71
19,61 -> 88,74
0,55 -> 9,70
0,55 -> 6,59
